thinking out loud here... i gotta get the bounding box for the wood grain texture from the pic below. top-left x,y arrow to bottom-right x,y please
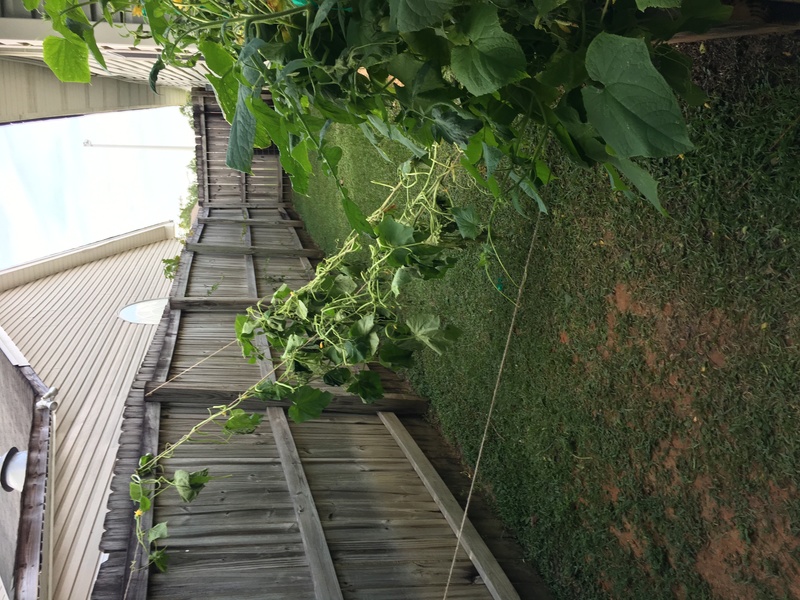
268,407 -> 343,600
379,412 -> 520,600
13,404 -> 52,600
185,242 -> 323,258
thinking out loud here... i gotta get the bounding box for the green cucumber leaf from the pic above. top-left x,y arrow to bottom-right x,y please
43,36 -> 90,83
451,4 -> 527,96
581,33 -> 693,158
346,370 -> 384,402
388,0 -> 457,32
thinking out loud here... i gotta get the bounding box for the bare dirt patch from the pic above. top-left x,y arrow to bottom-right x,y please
695,528 -> 753,600
610,518 -> 647,560
693,477 -> 800,599
603,482 -> 621,505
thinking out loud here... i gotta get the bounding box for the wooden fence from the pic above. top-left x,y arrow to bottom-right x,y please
92,90 -> 548,600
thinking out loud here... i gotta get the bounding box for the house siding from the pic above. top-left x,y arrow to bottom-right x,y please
0,59 -> 188,124
0,238 -> 181,600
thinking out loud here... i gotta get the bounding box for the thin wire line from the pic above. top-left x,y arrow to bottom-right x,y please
442,212 -> 541,599
145,339 -> 237,397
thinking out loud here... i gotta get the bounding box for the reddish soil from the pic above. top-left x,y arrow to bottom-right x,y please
610,519 -> 648,561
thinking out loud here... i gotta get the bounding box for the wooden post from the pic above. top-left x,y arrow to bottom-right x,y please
184,243 -> 323,258
267,408 -> 343,600
14,370 -> 52,600
379,412 -> 522,600
197,217 -> 305,228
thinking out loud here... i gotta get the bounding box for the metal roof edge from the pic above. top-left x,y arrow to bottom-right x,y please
0,222 -> 176,293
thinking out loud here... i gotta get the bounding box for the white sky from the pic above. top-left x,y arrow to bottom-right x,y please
0,107 -> 196,270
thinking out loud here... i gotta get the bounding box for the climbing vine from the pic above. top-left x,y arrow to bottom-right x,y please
30,0 -> 736,574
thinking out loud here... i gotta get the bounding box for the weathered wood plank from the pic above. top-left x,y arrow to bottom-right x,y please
124,402 -> 161,600
152,310 -> 181,383
186,242 -> 324,258
378,412 -> 521,600
267,407 -> 343,600
14,402 -> 52,600
197,217 -> 304,227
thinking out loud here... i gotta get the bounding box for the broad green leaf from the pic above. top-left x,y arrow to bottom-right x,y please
387,54 -> 445,94
391,266 -> 414,296
239,37 -> 267,87
144,0 -> 169,42
224,408 -> 263,434
43,36 -> 90,83
288,386 -> 333,423
172,469 -> 209,503
130,482 -> 144,502
377,216 -> 415,247
252,380 -> 292,401
333,274 -> 357,295
315,96 -> 365,125
406,314 -> 460,354
379,343 -> 414,368
149,548 -> 168,573
482,143 -> 503,177
388,0 -> 457,32
44,0 -> 84,42
430,108 -> 482,146
291,139 -> 313,174
581,33 -> 693,158
538,48 -> 587,91
652,45 -> 707,106
358,122 -> 392,163
610,156 -> 666,215
147,522 -> 169,544
227,85 -> 256,173
451,4 -> 527,96
451,206 -> 482,240
464,131 -> 484,164
282,334 -> 307,357
311,0 -> 339,35
206,73 -> 238,122
320,145 -> 343,174
350,315 -> 375,337
534,160 -> 554,185
137,453 -> 155,476
603,163 -> 630,193
22,0 -> 39,10
199,41 -> 235,76
342,196 -> 373,236
365,115 -> 427,158
346,370 -> 384,402
64,18 -> 106,70
281,153 -> 310,194
322,367 -> 352,386
509,171 -> 548,214
344,333 -> 379,363
236,315 -> 257,337
247,96 -> 287,150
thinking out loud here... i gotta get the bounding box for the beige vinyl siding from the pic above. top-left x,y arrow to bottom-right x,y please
0,238 -> 181,600
0,223 -> 174,293
0,58 -> 188,124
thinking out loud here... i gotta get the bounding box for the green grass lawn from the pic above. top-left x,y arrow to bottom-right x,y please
295,36 -> 800,600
